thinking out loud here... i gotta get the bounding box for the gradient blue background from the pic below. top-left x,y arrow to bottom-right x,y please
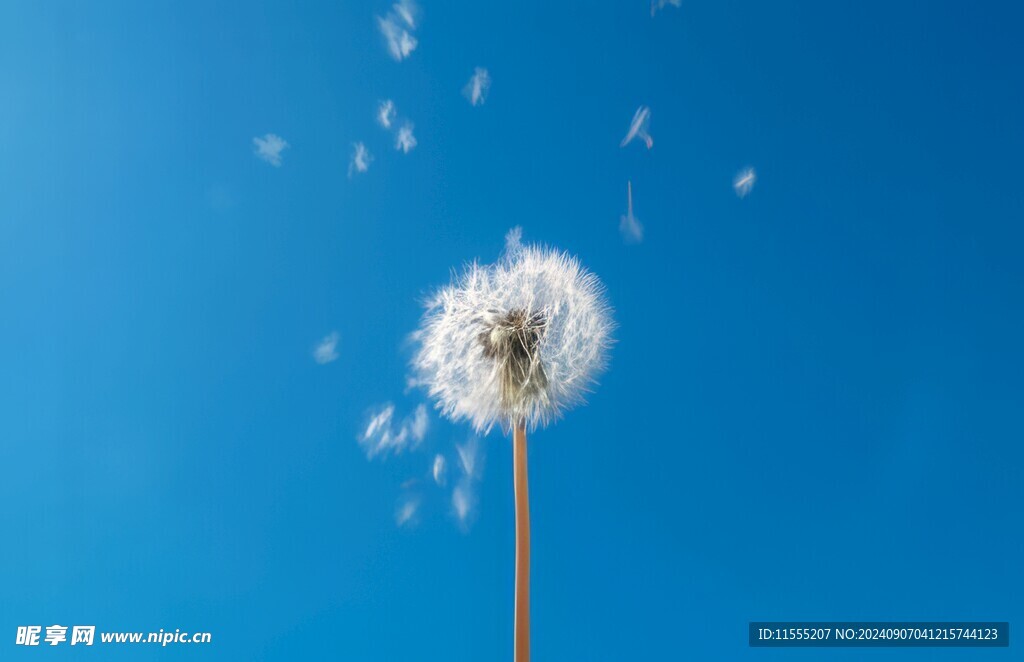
2,1 -> 1022,659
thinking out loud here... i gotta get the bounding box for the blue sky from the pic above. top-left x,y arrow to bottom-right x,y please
2,1 -> 1023,659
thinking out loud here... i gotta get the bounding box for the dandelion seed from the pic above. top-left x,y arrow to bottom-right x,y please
455,436 -> 482,479
378,0 -> 420,61
359,403 -> 429,459
313,331 -> 340,364
432,454 -> 446,486
395,494 -> 420,527
451,484 -> 470,523
504,226 -> 523,253
450,437 -> 483,530
463,67 -> 491,106
253,133 -> 289,166
651,0 -> 682,17
377,100 -> 396,129
734,167 -> 756,198
621,106 -> 653,149
412,229 -> 614,660
395,122 -> 417,153
393,0 -> 418,29
619,181 -> 643,243
408,404 -> 428,442
348,142 -> 372,177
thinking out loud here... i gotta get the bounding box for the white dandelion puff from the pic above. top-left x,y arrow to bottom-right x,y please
413,233 -> 614,433
348,142 -> 372,177
463,67 -> 491,107
734,167 -> 756,198
395,122 -> 417,153
620,106 -> 653,149
619,181 -> 643,243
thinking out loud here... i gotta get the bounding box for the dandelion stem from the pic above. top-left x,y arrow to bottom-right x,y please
513,420 -> 530,662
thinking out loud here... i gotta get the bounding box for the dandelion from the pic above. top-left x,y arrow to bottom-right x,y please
413,228 -> 614,661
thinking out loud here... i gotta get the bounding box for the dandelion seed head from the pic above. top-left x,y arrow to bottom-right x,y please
479,308 -> 550,414
413,233 -> 614,433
